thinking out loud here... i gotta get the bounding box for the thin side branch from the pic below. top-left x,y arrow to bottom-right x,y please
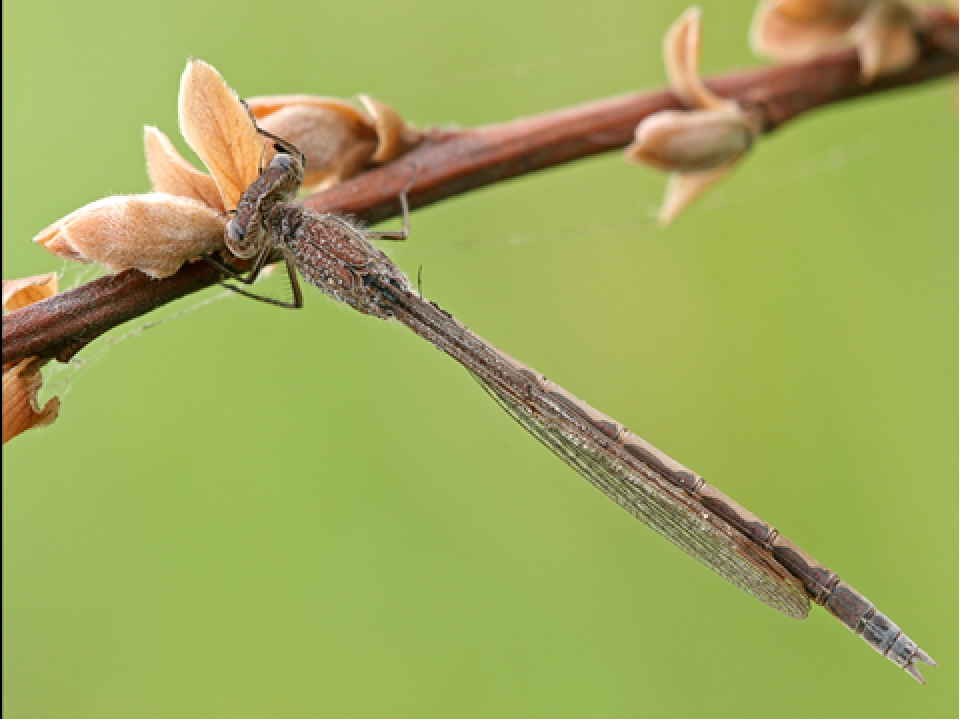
3,8 -> 956,367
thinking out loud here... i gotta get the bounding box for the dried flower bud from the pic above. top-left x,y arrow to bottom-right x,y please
31,58 -> 258,282
2,358 -> 59,444
357,94 -> 423,164
144,126 -> 225,213
2,276 -> 60,443
2,273 -> 59,312
851,0 -> 921,80
627,109 -> 755,173
248,95 -> 378,192
248,94 -> 421,192
179,58 -> 264,211
751,0 -> 920,79
751,0 -> 868,62
33,194 -> 226,278
665,7 -> 733,111
627,7 -> 760,224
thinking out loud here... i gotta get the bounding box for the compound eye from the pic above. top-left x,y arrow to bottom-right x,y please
224,218 -> 260,259
225,218 -> 245,244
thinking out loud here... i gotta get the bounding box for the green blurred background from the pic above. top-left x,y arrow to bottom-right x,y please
3,0 -> 956,716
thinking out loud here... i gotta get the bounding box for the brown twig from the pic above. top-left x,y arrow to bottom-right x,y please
3,7 -> 956,367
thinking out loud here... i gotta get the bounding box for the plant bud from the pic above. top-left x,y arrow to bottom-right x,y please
749,0 -> 920,77
2,276 -> 61,444
33,194 -> 226,278
247,94 -> 422,192
627,7 -> 759,224
248,95 -> 378,192
627,109 -> 755,173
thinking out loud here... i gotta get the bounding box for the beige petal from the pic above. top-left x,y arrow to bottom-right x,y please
852,0 -> 920,80
664,8 -> 731,111
144,126 -> 225,213
659,161 -> 737,226
750,0 -> 865,61
2,273 -> 58,313
626,108 -> 755,173
178,58 -> 264,211
254,101 -> 378,192
357,95 -> 423,164
33,194 -> 226,279
247,94 -> 372,126
2,357 -> 59,444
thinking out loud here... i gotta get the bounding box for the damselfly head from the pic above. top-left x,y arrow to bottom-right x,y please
224,212 -> 265,260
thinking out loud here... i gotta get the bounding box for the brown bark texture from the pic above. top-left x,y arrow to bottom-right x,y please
2,7 -> 956,367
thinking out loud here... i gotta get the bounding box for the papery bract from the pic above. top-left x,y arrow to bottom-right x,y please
2,358 -> 59,444
2,273 -> 59,312
178,58 -> 264,211
357,94 -> 422,164
665,7 -> 734,111
145,126 -> 225,213
33,194 -> 226,279
659,162 -> 738,225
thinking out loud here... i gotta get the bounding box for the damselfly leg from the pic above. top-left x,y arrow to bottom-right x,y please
363,190 -> 410,241
203,248 -> 303,309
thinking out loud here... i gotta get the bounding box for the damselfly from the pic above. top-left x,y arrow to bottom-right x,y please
203,129 -> 936,683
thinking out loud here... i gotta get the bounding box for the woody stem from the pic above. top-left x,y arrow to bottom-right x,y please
2,6 -> 956,366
